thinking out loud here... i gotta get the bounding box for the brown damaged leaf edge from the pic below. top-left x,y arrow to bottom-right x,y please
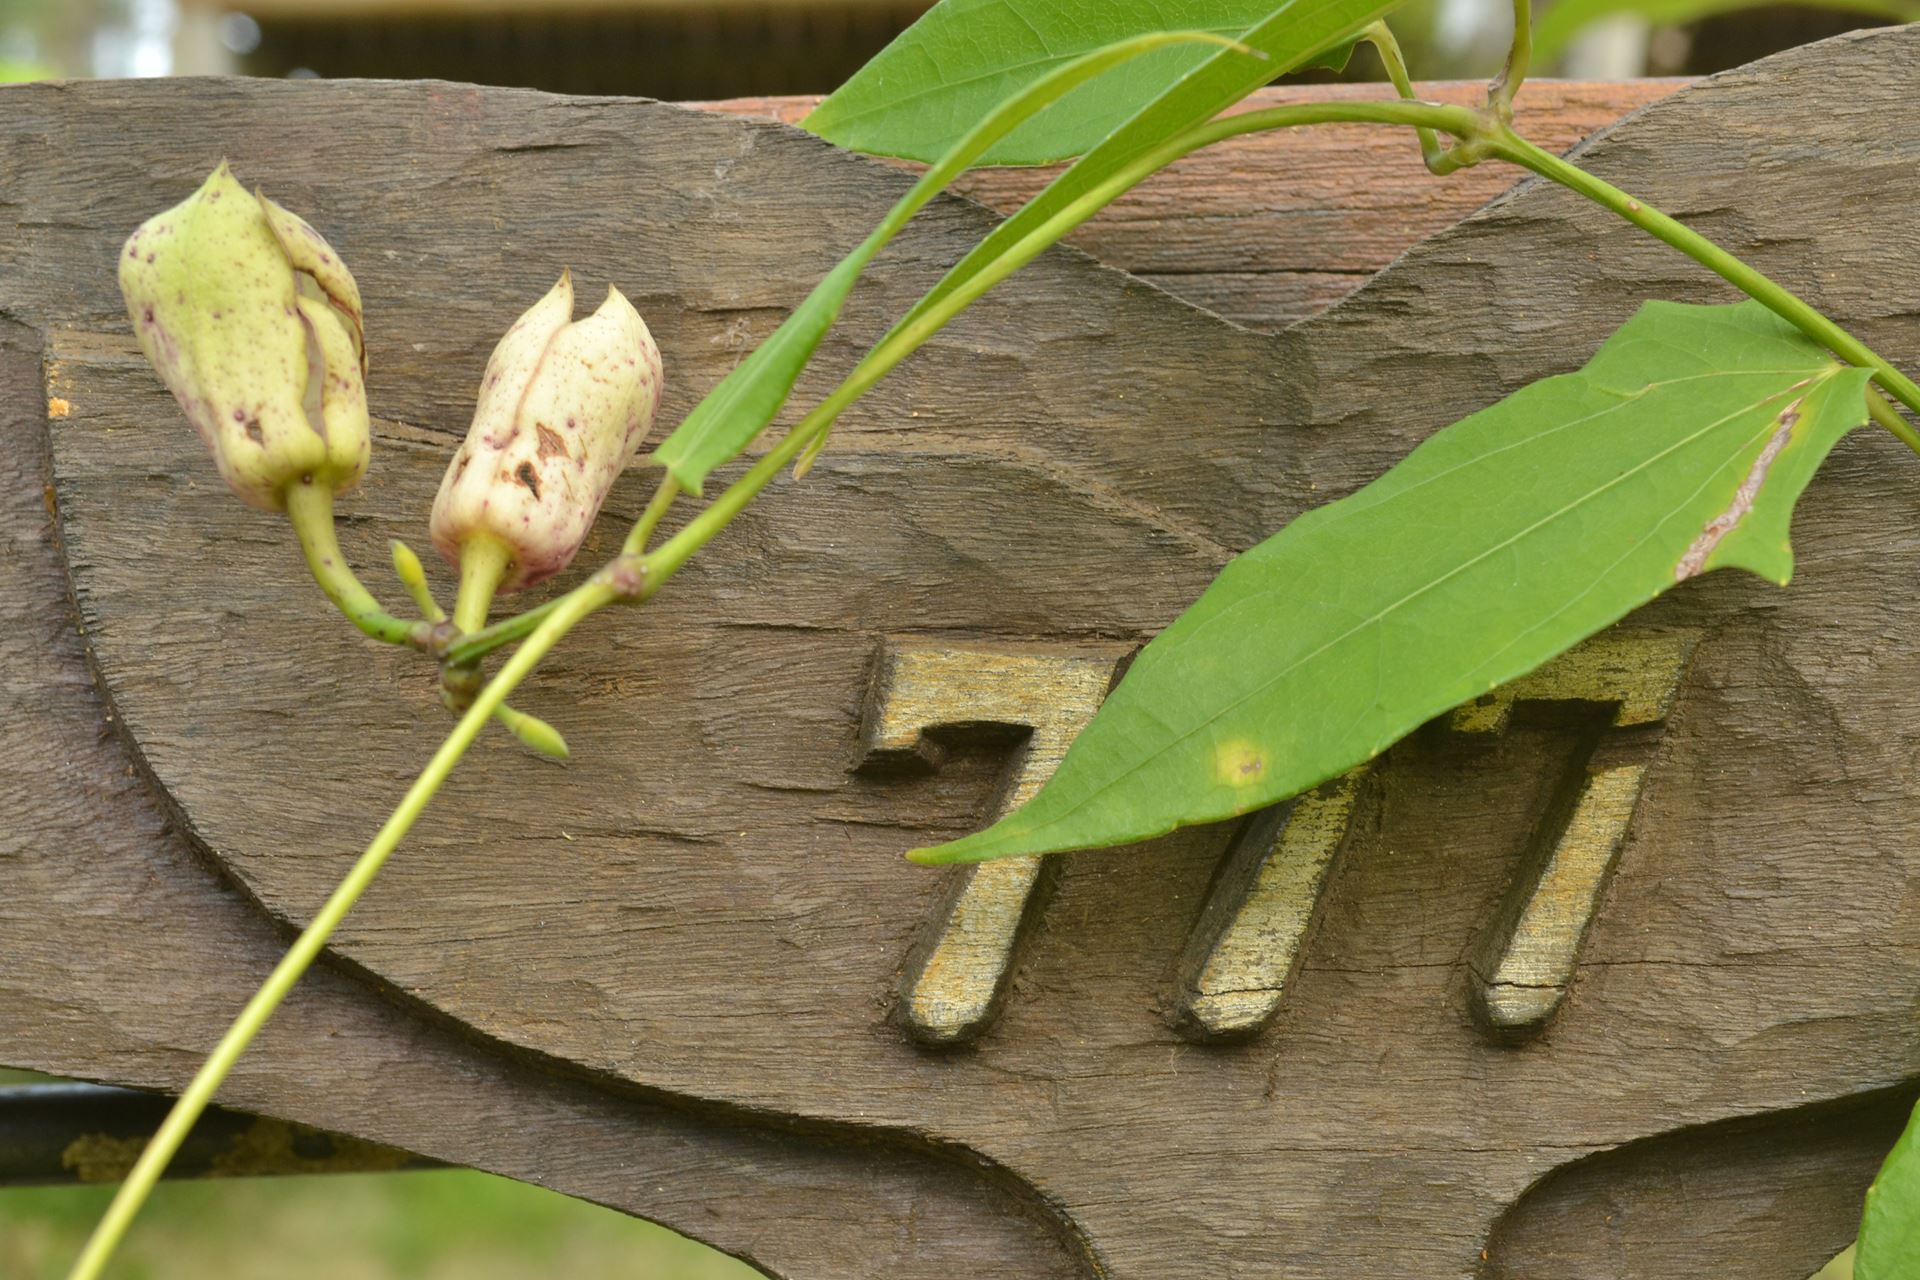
1676,389 -> 1809,582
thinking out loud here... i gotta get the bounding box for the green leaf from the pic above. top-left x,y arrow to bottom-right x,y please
913,300 -> 1871,864
1858,1099 -> 1920,1279
650,30 -> 1244,496
883,0 -> 1401,353
805,0 -> 1359,165
1534,0 -> 1917,61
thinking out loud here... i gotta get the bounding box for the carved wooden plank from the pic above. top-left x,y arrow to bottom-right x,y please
2,34 -> 1918,1279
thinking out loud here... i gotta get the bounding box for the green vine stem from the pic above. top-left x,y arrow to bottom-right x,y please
452,534 -> 511,636
1489,0 -> 1532,123
1361,22 -> 1442,169
621,474 -> 682,558
442,532 -> 568,758
1490,127 -> 1920,430
1866,387 -> 1920,455
283,481 -> 432,648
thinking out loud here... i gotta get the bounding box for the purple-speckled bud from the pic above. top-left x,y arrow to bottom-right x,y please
118,161 -> 369,512
429,272 -> 663,593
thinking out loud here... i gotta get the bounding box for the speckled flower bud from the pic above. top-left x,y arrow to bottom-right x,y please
118,161 -> 369,512
429,272 -> 662,593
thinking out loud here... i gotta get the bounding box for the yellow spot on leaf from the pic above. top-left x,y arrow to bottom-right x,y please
1215,738 -> 1267,787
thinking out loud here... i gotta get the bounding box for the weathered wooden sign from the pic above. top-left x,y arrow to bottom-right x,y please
3,27 -> 1918,1279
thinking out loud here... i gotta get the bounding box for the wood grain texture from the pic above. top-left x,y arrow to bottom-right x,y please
3,33 -> 1919,1278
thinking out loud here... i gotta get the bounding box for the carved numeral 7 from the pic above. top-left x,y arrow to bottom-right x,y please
858,642 -> 1122,1047
1448,631 -> 1697,1038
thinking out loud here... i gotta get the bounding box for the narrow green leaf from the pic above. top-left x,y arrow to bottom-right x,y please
885,0 -> 1401,349
805,0 -> 1357,165
650,29 -> 1245,496
1858,1099 -> 1920,1280
913,301 -> 1871,864
1534,0 -> 1917,61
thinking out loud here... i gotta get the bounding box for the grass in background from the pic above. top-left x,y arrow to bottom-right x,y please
0,1072 -> 763,1279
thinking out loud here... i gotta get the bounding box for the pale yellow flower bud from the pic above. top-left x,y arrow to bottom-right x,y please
118,161 -> 369,512
430,271 -> 663,593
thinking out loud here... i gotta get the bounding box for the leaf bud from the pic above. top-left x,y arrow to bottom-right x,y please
118,161 -> 369,511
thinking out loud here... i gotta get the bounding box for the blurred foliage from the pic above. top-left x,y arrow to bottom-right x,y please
0,1170 -> 764,1279
0,0 -> 1903,91
1535,0 -> 1916,58
0,1071 -> 760,1279
0,59 -> 55,80
0,0 -> 104,78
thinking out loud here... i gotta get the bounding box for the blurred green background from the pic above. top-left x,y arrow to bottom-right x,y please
0,1070 -> 761,1278
0,0 -> 1908,1273
1,0 -> 1912,92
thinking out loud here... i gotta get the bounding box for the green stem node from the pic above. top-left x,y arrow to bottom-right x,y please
441,597 -> 566,668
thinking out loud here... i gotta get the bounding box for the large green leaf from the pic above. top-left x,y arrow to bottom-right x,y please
1535,0 -> 1916,61
651,30 -> 1238,496
1858,1099 -> 1920,1279
913,301 -> 1871,864
805,0 -> 1356,166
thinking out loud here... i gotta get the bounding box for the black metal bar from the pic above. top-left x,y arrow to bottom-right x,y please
0,1084 -> 440,1187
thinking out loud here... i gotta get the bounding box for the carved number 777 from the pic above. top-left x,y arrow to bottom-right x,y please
857,633 -> 1697,1049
